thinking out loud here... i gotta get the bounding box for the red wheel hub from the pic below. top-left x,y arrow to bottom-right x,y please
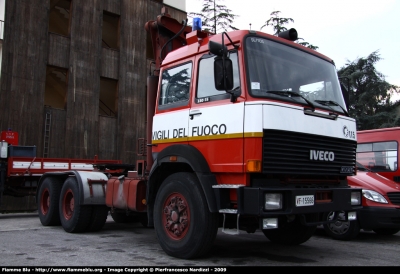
62,189 -> 75,220
162,193 -> 190,240
40,188 -> 50,215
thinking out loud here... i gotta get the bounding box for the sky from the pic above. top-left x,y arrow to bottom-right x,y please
186,0 -> 400,100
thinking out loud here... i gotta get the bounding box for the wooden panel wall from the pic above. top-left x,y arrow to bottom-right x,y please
104,0 -> 121,15
48,34 -> 70,69
45,107 -> 67,158
65,0 -> 102,159
99,116 -> 117,159
117,0 -> 147,164
0,0 -> 49,149
0,0 -> 186,164
101,48 -> 119,79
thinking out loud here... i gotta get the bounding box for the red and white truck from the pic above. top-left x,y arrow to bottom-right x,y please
33,8 -> 362,259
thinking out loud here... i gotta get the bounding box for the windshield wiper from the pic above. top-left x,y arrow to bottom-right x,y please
267,90 -> 315,111
314,100 -> 349,116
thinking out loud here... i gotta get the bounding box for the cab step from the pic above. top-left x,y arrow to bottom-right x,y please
212,184 -> 245,235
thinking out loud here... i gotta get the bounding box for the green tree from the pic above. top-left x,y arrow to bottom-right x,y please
296,40 -> 319,51
261,11 -> 293,35
338,51 -> 400,130
261,11 -> 319,50
188,0 -> 238,34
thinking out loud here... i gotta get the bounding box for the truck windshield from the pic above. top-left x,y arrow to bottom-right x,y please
245,36 -> 347,114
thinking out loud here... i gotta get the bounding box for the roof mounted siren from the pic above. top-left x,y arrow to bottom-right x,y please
278,28 -> 298,41
192,17 -> 202,31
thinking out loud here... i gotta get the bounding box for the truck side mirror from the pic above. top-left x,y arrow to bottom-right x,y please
214,57 -> 234,91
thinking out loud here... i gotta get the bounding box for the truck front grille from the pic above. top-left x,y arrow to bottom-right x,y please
262,129 -> 356,176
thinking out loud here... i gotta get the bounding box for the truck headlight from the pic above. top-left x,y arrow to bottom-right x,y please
351,191 -> 362,205
264,193 -> 282,210
362,189 -> 388,204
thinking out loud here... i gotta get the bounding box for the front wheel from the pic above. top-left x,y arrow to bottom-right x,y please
322,211 -> 360,241
154,172 -> 218,259
263,215 -> 317,245
59,177 -> 92,233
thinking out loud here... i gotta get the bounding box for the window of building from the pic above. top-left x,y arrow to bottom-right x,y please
100,77 -> 118,117
49,0 -> 72,36
102,11 -> 119,50
158,62 -> 192,109
45,66 -> 68,109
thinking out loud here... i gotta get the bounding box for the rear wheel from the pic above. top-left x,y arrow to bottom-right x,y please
86,205 -> 109,232
154,172 -> 218,259
323,211 -> 360,241
373,228 -> 400,235
59,177 -> 92,233
37,177 -> 62,226
263,215 -> 317,245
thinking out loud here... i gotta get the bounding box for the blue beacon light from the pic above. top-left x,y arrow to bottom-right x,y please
192,17 -> 202,31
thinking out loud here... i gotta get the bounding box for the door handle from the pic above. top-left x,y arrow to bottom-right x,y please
189,110 -> 202,120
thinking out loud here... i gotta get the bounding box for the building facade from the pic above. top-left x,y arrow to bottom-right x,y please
0,0 -> 186,164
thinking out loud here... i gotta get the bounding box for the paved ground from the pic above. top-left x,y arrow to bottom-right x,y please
1,212 -> 400,267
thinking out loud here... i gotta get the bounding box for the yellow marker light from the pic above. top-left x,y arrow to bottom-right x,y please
247,160 -> 261,172
169,156 -> 178,162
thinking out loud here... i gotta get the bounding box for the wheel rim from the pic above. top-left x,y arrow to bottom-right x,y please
40,188 -> 50,215
326,211 -> 349,235
62,189 -> 75,220
162,192 -> 190,240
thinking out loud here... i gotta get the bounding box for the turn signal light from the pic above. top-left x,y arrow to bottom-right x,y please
247,160 -> 261,172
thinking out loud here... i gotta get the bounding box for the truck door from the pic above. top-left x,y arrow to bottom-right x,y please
188,52 -> 244,173
152,61 -> 192,146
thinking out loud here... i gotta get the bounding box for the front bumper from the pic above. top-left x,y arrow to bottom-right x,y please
240,187 -> 361,215
358,206 -> 400,230
214,186 -> 362,219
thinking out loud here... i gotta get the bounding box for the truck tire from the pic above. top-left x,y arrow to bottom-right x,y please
154,172 -> 218,259
37,177 -> 62,226
59,177 -> 92,233
322,211 -> 360,241
262,215 -> 317,245
373,228 -> 400,235
86,205 -> 109,232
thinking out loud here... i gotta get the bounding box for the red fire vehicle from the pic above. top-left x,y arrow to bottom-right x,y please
356,127 -> 400,182
323,161 -> 400,240
34,8 -> 362,259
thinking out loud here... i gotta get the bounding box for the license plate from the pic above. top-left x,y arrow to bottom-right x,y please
296,195 -> 314,207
